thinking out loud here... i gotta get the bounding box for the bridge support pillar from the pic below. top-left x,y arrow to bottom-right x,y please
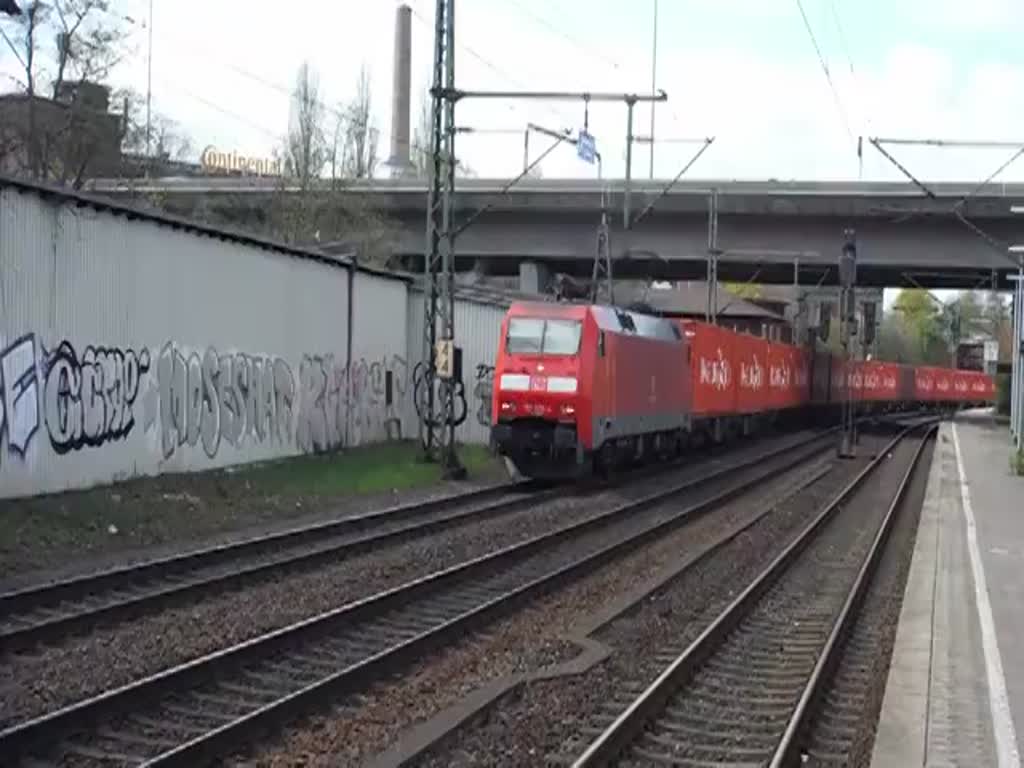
519,260 -> 551,295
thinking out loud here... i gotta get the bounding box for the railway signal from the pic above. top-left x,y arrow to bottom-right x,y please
839,229 -> 858,459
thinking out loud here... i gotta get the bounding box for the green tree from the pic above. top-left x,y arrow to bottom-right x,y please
891,289 -> 948,364
876,311 -> 916,362
722,282 -> 761,300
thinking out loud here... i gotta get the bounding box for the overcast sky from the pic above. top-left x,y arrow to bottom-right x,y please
3,0 -> 1023,184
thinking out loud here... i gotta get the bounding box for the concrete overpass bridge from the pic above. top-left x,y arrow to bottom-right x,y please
86,176 -> 1024,290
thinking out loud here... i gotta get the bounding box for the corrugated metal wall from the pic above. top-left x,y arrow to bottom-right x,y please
0,187 -> 412,499
405,288 -> 507,447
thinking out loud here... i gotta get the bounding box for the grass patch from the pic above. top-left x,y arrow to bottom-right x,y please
243,441 -> 501,496
0,440 -> 504,578
1013,449 -> 1024,477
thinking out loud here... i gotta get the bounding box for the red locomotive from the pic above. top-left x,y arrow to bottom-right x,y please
490,300 -> 996,479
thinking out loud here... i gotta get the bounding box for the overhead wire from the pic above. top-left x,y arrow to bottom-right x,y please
112,0 -> 587,165
153,73 -> 284,141
828,0 -> 875,174
498,0 -> 687,129
794,0 -> 855,148
404,0 -> 577,132
102,1 -> 434,159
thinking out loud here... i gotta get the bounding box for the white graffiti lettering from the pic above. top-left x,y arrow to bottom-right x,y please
0,334 -> 40,457
740,356 -> 764,390
157,343 -> 295,459
699,348 -> 731,391
296,354 -> 407,452
770,364 -> 792,389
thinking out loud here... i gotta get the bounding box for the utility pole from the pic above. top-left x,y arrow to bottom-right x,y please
838,229 -> 858,458
706,189 -> 720,323
420,0 -> 671,475
1010,262 -> 1023,453
649,0 -> 658,179
422,0 -> 461,478
145,0 -> 154,167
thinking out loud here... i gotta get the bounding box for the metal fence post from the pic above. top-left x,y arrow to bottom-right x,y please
1013,271 -> 1023,451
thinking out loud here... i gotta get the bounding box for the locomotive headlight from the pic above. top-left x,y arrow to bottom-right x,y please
499,374 -> 530,391
546,376 -> 578,393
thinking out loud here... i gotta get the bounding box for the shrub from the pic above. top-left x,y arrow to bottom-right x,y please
996,374 -> 1012,416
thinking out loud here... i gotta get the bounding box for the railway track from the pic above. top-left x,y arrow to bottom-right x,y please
0,481 -> 555,653
0,429 -> 839,767
0,428 -> 837,656
569,419 -> 936,768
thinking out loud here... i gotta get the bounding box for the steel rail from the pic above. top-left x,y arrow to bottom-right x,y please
0,430 -> 838,766
0,480 -> 547,653
570,419 -> 936,767
0,429 -> 819,653
767,423 -> 937,767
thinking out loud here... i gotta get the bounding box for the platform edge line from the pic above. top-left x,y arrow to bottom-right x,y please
952,420 -> 1021,768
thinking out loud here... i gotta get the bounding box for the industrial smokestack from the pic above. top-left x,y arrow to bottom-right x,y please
388,3 -> 413,177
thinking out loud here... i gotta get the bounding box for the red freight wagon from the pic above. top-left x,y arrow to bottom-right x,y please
933,367 -> 954,401
896,364 -> 917,402
953,370 -> 971,402
794,348 -> 812,408
830,356 -> 851,403
860,361 -> 901,403
735,333 -> 769,414
914,366 -> 936,402
809,346 -> 835,406
769,342 -> 808,411
966,371 -> 996,401
682,321 -> 737,417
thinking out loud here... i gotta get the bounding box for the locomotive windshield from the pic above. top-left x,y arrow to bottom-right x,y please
506,318 -> 582,355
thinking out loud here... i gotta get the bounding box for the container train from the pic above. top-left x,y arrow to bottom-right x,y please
489,301 -> 996,479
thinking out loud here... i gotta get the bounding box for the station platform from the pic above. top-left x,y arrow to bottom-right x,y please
872,411 -> 1024,768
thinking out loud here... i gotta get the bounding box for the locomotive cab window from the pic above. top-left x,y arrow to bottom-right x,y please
507,318 -> 582,355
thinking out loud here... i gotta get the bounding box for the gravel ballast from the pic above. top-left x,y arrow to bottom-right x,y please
0,442 -> 508,587
398,435 -> 893,768
803,437 -> 935,767
0,431 -> 822,729
247,437 -> 868,766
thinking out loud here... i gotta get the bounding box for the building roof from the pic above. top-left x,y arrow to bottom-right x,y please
616,281 -> 787,320
0,173 -> 409,282
453,274 -> 788,320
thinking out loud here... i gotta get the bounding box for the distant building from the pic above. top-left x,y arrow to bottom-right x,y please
464,274 -> 796,342
0,81 -> 125,182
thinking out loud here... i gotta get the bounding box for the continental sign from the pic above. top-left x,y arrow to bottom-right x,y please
200,146 -> 282,176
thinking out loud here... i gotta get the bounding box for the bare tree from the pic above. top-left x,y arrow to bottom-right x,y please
411,92 -> 431,177
117,88 -> 192,167
265,62 -> 400,262
339,63 -> 378,179
284,61 -> 327,189
411,86 -> 474,179
1,0 -> 128,186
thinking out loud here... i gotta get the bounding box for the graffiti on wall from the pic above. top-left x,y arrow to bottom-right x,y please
296,353 -> 407,452
0,335 -> 41,459
1,334 -> 152,465
474,364 -> 494,427
1,333 -> 412,470
412,361 -> 468,434
152,343 -> 296,460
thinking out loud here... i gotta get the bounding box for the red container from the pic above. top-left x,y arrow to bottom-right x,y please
682,321 -> 737,417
